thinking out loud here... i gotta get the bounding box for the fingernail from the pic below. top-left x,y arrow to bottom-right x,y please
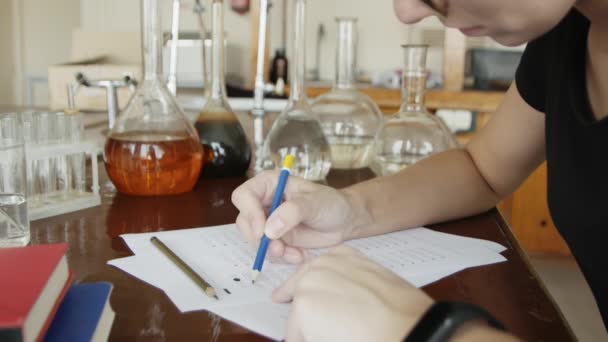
265,217 -> 285,239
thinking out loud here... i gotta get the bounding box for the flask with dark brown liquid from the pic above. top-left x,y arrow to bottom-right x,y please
103,0 -> 203,196
195,0 -> 251,178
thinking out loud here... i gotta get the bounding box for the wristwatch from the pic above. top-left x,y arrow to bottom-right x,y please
403,301 -> 506,342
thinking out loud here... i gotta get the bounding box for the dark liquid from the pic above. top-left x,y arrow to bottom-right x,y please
104,132 -> 203,196
195,118 -> 251,178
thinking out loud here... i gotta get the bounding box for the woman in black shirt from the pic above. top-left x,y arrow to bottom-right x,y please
232,0 -> 608,340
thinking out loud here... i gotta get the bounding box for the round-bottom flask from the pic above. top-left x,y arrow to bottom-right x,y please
261,0 -> 331,181
371,45 -> 455,176
263,100 -> 331,181
311,18 -> 381,169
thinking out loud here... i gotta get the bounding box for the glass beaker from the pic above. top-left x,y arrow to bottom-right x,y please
311,17 -> 382,169
371,45 -> 455,176
195,0 -> 251,178
262,0 -> 331,181
0,113 -> 30,247
104,0 -> 203,196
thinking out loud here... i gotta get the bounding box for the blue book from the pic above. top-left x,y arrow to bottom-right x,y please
43,283 -> 115,342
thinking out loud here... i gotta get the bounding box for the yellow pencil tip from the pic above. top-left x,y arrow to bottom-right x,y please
283,155 -> 295,169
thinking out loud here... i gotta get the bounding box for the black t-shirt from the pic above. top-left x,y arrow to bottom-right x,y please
515,10 -> 608,327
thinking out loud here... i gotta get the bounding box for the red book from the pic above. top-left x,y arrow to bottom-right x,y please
0,244 -> 73,342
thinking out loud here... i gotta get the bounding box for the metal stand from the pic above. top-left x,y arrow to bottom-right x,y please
74,73 -> 137,129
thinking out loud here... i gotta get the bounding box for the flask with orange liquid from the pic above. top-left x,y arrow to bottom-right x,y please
104,0 -> 203,196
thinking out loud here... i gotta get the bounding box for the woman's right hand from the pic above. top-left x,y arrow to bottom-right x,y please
231,171 -> 370,264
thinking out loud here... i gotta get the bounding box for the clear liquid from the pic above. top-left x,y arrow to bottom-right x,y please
264,118 -> 332,181
0,194 -> 30,247
326,135 -> 375,169
371,153 -> 425,176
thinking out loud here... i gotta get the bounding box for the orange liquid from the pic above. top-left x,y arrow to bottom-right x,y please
104,132 -> 203,196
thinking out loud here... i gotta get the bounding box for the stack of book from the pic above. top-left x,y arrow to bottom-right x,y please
0,243 -> 115,342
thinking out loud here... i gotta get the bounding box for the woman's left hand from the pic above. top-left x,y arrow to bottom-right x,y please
273,245 -> 435,342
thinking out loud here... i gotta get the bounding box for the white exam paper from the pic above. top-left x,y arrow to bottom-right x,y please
108,224 -> 506,340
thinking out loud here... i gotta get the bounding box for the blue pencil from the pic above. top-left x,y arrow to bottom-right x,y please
251,154 -> 295,283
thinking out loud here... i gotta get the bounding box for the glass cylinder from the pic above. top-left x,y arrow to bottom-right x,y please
311,18 -> 382,169
195,0 -> 251,178
103,0 -> 203,196
21,111 -> 37,203
262,0 -> 331,181
34,112 -> 57,202
371,45 -> 455,176
0,113 -> 30,247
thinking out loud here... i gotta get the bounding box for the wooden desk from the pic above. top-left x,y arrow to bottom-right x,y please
0,104 -> 570,341
28,169 -> 575,341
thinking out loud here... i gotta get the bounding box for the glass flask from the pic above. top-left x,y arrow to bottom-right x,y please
311,17 -> 382,169
104,0 -> 203,196
261,0 -> 331,181
371,45 -> 455,176
195,0 -> 251,178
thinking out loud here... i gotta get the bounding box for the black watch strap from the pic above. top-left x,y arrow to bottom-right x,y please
403,301 -> 505,342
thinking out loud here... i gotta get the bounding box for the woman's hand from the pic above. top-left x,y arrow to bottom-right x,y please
231,171 -> 370,263
273,245 -> 434,342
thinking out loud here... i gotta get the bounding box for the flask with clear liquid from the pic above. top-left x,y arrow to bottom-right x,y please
311,17 -> 382,169
261,0 -> 331,181
195,0 -> 251,178
371,45 -> 455,176
104,0 -> 203,196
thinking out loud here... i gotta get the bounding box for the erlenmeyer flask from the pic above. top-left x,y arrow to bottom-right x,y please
195,0 -> 251,178
262,0 -> 331,181
371,45 -> 455,176
104,0 -> 203,196
311,17 -> 382,169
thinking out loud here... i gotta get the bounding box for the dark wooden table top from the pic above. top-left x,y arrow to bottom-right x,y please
1,104 -> 572,341
29,165 -> 575,341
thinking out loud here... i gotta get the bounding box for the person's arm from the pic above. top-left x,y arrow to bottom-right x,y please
344,83 -> 546,239
231,83 -> 545,263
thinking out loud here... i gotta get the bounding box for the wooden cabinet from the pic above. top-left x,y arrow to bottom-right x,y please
498,165 -> 571,256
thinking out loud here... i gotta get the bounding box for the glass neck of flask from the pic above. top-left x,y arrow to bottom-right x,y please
209,0 -> 229,102
290,0 -> 307,102
142,0 -> 163,81
334,18 -> 357,90
400,45 -> 428,113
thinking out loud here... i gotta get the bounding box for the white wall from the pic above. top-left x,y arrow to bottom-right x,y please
77,0 -> 520,88
78,0 -> 417,85
288,0 -> 411,81
11,0 -> 81,106
80,0 -> 252,84
0,0 -> 15,105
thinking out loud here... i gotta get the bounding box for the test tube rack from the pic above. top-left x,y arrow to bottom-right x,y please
26,141 -> 101,221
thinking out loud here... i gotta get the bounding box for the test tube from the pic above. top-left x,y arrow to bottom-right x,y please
34,112 -> 57,203
20,112 -> 38,205
55,112 -> 71,199
66,113 -> 85,194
